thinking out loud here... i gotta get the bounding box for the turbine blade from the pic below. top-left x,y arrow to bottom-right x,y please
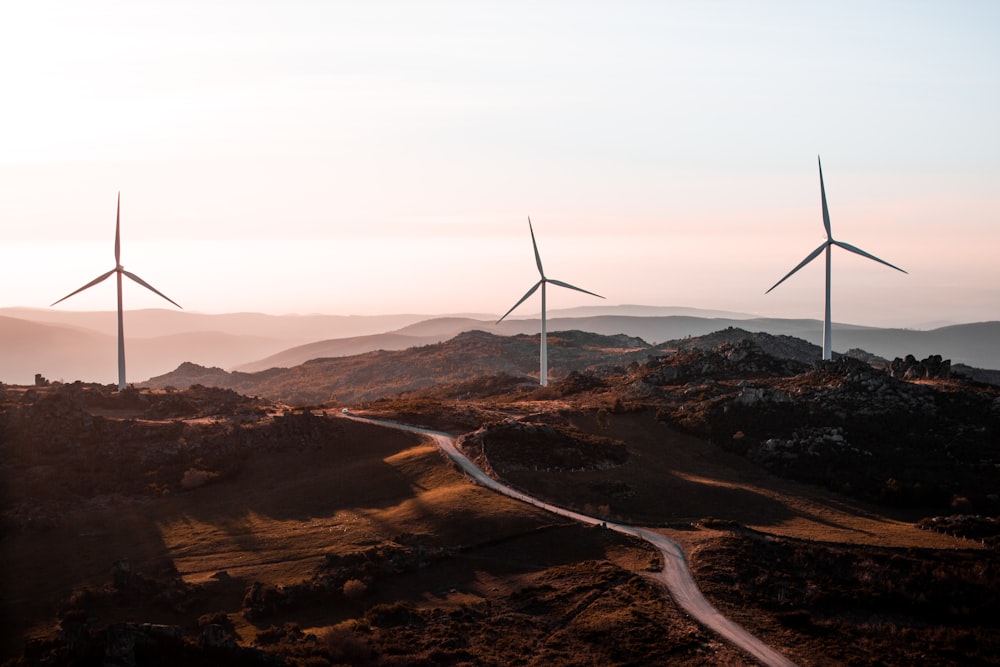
547,278 -> 604,299
766,242 -> 828,293
497,280 -> 542,323
818,156 -> 831,240
528,217 -> 545,278
122,270 -> 183,308
50,269 -> 116,306
115,192 -> 121,265
832,240 -> 907,274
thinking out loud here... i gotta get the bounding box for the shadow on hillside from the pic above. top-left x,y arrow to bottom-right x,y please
546,412 -> 920,538
154,419 -> 442,547
0,504 -> 176,658
0,417 -> 439,658
664,470 -> 883,535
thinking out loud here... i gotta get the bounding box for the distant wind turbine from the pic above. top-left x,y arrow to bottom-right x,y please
497,217 -> 604,386
51,193 -> 182,390
766,157 -> 906,361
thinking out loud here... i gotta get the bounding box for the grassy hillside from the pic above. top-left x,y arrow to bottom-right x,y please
1,384 -> 748,665
358,346 -> 1000,665
6,327 -> 1000,665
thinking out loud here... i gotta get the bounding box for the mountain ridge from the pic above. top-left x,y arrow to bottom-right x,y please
2,306 -> 998,385
142,326 -> 997,407
237,315 -> 1000,373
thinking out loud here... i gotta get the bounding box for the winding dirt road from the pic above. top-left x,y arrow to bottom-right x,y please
348,415 -> 797,667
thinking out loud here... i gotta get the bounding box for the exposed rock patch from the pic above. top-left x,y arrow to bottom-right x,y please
889,354 -> 952,380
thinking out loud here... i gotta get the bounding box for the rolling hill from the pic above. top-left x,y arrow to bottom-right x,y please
4,333 -> 998,665
145,330 -> 651,404
0,309 -> 444,385
236,315 -> 1000,373
2,305 -> 997,386
0,315 -> 285,386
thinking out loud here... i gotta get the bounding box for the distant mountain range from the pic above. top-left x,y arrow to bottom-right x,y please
1,305 -> 997,386
0,308 -> 433,385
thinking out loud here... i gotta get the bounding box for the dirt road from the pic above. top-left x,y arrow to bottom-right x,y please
349,415 -> 797,667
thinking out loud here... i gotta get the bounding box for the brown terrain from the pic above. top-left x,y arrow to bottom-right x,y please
2,329 -> 999,665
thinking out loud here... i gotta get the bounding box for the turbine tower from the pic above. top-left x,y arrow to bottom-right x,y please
766,157 -> 906,361
497,217 -> 604,386
52,193 -> 182,390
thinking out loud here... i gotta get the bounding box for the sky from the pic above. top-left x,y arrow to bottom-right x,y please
1,1 -> 998,328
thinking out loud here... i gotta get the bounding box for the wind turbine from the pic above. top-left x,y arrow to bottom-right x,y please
497,217 -> 604,385
51,193 -> 182,390
766,157 -> 906,361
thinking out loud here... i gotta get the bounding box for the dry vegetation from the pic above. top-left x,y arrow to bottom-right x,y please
690,528 -> 999,666
1,383 -> 746,666
4,329 -> 1000,665
356,334 -> 1000,666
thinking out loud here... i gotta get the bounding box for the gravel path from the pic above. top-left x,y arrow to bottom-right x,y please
348,415 -> 798,667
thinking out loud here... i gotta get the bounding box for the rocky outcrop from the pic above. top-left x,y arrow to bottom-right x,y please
889,354 -> 952,380
666,354 -> 1000,511
623,340 -> 811,400
662,327 -> 825,364
735,383 -> 791,406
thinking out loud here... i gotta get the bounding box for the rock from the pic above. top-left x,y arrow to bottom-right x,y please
199,623 -> 237,649
111,559 -> 134,591
890,354 -> 952,380
736,386 -> 790,406
105,623 -> 183,667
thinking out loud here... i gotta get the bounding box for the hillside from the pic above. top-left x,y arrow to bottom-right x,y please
0,315 -> 285,386
0,383 -> 744,665
233,315 -> 1000,373
0,309 -> 455,385
234,332 -> 443,373
359,338 -> 1000,664
145,324 -> 1000,411
144,330 -> 652,404
4,330 -> 1000,665
0,316 -> 111,385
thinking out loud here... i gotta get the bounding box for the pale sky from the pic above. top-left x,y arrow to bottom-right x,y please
1,1 -> 998,328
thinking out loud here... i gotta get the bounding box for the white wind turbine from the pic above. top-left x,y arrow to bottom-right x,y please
52,193 -> 182,390
766,157 -> 906,361
497,217 -> 604,386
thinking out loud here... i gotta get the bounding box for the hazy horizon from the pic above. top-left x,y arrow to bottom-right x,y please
1,302 -> 990,332
2,2 -> 997,328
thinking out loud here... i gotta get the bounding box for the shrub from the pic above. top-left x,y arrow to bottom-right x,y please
180,468 -> 215,490
951,495 -> 973,512
197,611 -> 236,635
342,578 -> 367,600
365,601 -> 418,628
322,626 -> 372,663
